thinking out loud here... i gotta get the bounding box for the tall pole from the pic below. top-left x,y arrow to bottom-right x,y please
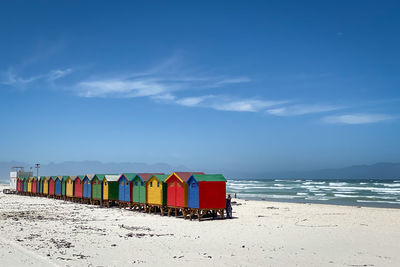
35,163 -> 40,178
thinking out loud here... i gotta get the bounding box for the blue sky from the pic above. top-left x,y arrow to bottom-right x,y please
0,1 -> 399,173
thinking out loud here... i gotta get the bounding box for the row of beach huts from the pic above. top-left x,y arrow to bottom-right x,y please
16,172 -> 227,221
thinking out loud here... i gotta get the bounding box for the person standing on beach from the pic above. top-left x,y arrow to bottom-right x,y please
226,194 -> 232,219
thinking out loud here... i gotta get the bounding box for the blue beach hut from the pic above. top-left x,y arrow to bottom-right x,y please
118,173 -> 135,203
55,176 -> 62,196
36,177 -> 40,194
83,174 -> 93,200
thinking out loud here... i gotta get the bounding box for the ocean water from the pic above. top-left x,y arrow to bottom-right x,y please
227,179 -> 400,208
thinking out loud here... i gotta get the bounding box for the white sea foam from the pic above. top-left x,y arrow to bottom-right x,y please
357,200 -> 400,205
381,183 -> 400,187
334,194 -> 360,198
266,195 -> 303,199
296,192 -> 308,196
328,182 -> 348,186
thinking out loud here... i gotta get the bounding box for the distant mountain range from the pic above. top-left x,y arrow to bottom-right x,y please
0,161 -> 399,181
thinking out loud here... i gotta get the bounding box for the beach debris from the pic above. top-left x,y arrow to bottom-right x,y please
126,232 -> 174,238
295,219 -> 338,227
119,224 -> 151,231
56,257 -> 72,261
49,238 -> 74,249
347,264 -> 374,266
73,253 -> 90,259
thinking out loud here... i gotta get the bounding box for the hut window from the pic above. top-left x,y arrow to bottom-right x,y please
177,183 -> 181,187
150,182 -> 153,187
135,182 -> 138,186
170,183 -> 174,187
105,182 -> 107,185
191,183 -> 196,188
120,182 -> 123,186
126,182 -> 128,186
157,182 -> 160,187
141,182 -> 144,186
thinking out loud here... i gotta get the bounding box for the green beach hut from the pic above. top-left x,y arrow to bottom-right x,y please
91,174 -> 107,205
61,176 -> 69,200
23,177 -> 28,194
131,173 -> 165,210
102,174 -> 120,207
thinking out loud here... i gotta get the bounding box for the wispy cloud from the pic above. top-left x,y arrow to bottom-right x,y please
47,68 -> 73,82
175,95 -> 288,112
1,68 -> 72,89
323,114 -> 394,124
213,99 -> 287,112
175,95 -> 215,107
212,77 -> 251,87
0,69 -> 44,87
75,56 -> 251,99
4,52 -> 393,125
77,78 -> 173,98
267,104 -> 341,116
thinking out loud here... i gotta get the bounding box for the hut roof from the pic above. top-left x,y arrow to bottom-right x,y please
94,174 -> 117,180
85,174 -> 95,180
120,173 -> 137,181
104,174 -> 120,182
62,176 -> 69,181
40,176 -> 47,181
189,174 -> 227,182
166,172 -> 205,183
148,174 -> 169,183
77,175 -> 85,180
136,173 -> 165,182
69,175 -> 78,181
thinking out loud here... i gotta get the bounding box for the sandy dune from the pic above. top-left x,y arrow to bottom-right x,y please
0,185 -> 399,266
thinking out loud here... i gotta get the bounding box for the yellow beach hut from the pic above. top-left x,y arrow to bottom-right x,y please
145,174 -> 168,215
66,176 -> 76,200
41,176 -> 49,196
27,177 -> 32,194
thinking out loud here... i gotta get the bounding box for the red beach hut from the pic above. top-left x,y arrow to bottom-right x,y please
31,176 -> 37,194
48,176 -> 55,197
17,178 -> 21,193
74,175 -> 84,202
164,172 -> 204,216
186,174 -> 227,220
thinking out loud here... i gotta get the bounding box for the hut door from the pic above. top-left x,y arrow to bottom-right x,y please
168,181 -> 176,206
83,181 -> 87,198
189,182 -> 199,208
124,181 -> 130,202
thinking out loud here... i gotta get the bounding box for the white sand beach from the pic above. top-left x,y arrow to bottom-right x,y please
0,184 -> 399,267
